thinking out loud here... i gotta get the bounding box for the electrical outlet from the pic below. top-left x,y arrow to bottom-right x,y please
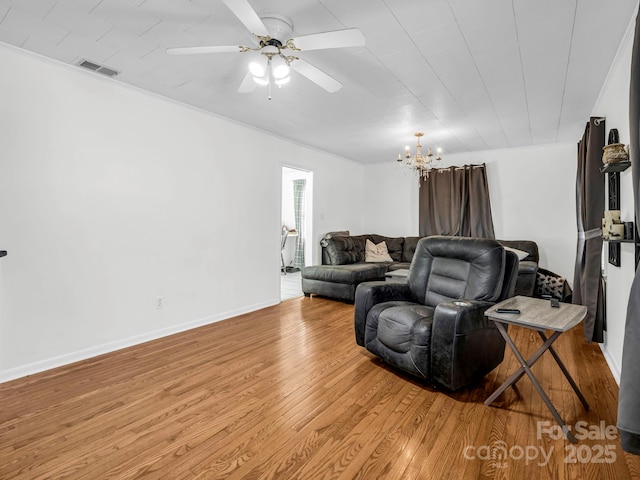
156,296 -> 163,309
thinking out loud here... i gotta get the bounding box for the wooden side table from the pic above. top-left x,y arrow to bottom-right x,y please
484,296 -> 590,443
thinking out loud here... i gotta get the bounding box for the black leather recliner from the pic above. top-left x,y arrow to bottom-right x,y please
354,236 -> 518,391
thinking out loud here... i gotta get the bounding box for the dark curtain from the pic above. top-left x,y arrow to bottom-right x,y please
572,117 -> 605,343
618,10 -> 640,455
418,164 -> 495,238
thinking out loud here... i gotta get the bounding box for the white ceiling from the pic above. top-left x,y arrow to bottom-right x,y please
0,0 -> 636,164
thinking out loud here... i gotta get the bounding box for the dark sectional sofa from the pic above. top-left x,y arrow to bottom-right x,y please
301,233 -> 539,302
501,239 -> 539,298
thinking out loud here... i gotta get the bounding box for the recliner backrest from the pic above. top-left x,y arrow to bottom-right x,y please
408,236 -> 506,307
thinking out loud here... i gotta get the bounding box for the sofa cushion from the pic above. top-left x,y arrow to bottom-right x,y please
320,232 -> 350,264
365,239 -> 394,262
302,263 -> 388,284
322,236 -> 366,264
534,267 -> 572,302
402,237 -> 422,263
325,230 -> 350,238
370,235 -> 405,262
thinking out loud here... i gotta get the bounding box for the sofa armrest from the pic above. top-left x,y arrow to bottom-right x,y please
430,300 -> 505,390
515,260 -> 538,297
354,281 -> 412,346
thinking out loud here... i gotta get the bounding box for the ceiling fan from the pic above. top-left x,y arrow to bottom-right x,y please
166,0 -> 365,94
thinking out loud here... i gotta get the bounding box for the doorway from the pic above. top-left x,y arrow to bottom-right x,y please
281,166 -> 313,301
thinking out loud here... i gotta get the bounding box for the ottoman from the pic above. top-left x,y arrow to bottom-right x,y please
301,263 -> 388,302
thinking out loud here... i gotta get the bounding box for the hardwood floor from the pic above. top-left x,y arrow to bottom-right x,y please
1,296 -> 639,479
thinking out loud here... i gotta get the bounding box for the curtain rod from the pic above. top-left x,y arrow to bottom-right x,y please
433,165 -> 485,172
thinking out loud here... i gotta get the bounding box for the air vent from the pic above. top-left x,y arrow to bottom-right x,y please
77,59 -> 120,78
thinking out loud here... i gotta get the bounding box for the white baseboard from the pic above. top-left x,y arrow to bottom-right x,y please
0,298 -> 280,384
600,343 -> 621,386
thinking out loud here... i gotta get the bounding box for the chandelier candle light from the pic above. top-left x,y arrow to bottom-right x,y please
397,132 -> 442,182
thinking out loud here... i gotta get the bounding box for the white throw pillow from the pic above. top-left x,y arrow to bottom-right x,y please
504,246 -> 529,261
365,239 -> 393,262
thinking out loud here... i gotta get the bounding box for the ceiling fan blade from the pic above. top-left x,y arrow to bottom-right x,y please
166,45 -> 242,55
222,0 -> 269,37
289,28 -> 365,51
291,60 -> 342,93
237,71 -> 257,93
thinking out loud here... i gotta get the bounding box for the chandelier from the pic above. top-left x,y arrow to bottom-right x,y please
396,132 -> 442,180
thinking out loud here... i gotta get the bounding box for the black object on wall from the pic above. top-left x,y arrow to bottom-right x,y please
601,160 -> 639,268
618,9 -> 640,457
609,163 -> 622,266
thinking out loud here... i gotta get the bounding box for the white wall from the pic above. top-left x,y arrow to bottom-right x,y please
362,163 -> 420,237
363,143 -> 578,280
591,14 -> 637,383
0,44 -> 364,381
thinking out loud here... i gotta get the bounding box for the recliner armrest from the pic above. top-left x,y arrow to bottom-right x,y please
432,299 -> 495,336
354,281 -> 412,346
518,260 -> 538,275
430,300 -> 504,390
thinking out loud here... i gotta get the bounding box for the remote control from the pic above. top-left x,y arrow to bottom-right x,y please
496,308 -> 521,314
551,298 -> 560,308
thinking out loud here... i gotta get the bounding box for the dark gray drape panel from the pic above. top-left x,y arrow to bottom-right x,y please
572,117 -> 605,343
618,10 -> 640,456
418,164 -> 495,238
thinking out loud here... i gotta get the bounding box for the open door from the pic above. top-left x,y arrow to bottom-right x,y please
281,166 -> 313,300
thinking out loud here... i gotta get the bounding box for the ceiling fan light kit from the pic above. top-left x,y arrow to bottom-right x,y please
270,55 -> 290,79
165,0 -> 365,98
247,52 -> 292,99
249,59 -> 266,77
253,75 -> 269,86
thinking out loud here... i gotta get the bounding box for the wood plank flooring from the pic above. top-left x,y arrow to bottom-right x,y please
1,296 -> 639,479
